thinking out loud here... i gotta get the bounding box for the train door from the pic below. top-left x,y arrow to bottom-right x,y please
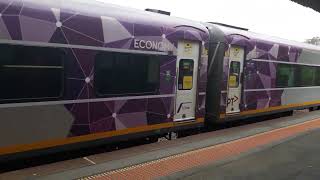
174,41 -> 200,122
226,45 -> 244,115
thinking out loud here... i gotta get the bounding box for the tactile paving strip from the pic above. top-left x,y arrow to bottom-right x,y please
81,118 -> 320,180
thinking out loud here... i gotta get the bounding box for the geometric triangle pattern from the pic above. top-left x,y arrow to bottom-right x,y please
1,1 -> 209,137
221,33 -> 303,113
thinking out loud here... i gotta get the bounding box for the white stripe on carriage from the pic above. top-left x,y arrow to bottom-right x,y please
245,86 -> 320,92
2,65 -> 63,69
0,94 -> 175,108
0,39 -> 170,56
251,58 -> 320,67
220,86 -> 320,94
199,92 -> 206,95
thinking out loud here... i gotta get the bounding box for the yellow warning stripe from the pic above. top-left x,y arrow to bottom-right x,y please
0,118 -> 204,156
1,100 -> 320,156
220,100 -> 320,118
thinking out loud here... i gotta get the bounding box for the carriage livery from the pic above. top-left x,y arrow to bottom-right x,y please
0,0 -> 320,161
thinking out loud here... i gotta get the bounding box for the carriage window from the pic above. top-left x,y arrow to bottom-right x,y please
95,52 -> 160,97
315,68 -> 320,86
0,44 -> 64,102
178,59 -> 194,90
295,66 -> 316,87
276,63 -> 320,87
276,64 -> 295,87
228,61 -> 240,88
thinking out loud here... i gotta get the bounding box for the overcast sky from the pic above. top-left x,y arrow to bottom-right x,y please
95,0 -> 320,42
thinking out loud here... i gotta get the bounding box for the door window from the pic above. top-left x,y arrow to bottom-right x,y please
178,59 -> 194,90
228,61 -> 240,88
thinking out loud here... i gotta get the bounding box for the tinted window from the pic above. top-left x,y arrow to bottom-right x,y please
178,59 -> 194,90
295,66 -> 316,86
95,52 -> 160,97
276,64 -> 295,87
315,68 -> 320,86
276,63 -> 320,88
0,44 -> 64,102
228,61 -> 240,88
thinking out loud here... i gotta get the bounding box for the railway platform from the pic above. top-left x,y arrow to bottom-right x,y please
2,110 -> 320,180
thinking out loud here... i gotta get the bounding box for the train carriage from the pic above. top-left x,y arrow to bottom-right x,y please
1,0 -> 320,162
0,0 -> 209,161
213,24 -> 320,121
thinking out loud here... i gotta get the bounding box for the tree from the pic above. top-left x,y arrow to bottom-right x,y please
305,37 -> 320,45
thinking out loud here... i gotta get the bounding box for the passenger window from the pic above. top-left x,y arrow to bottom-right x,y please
95,52 -> 160,97
228,61 -> 240,88
0,44 -> 64,102
276,63 -> 320,88
295,66 -> 316,87
276,64 -> 295,87
178,59 -> 194,90
315,68 -> 320,86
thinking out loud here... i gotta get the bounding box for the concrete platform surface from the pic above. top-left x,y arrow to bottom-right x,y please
162,129 -> 320,180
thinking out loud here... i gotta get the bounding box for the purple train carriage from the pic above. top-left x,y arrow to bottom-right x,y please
1,0 -> 320,161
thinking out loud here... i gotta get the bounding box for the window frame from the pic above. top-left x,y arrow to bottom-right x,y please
276,63 -> 320,88
228,61 -> 241,88
0,44 -> 66,103
276,63 -> 296,88
94,51 -> 161,98
295,65 -> 316,87
178,59 -> 194,90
